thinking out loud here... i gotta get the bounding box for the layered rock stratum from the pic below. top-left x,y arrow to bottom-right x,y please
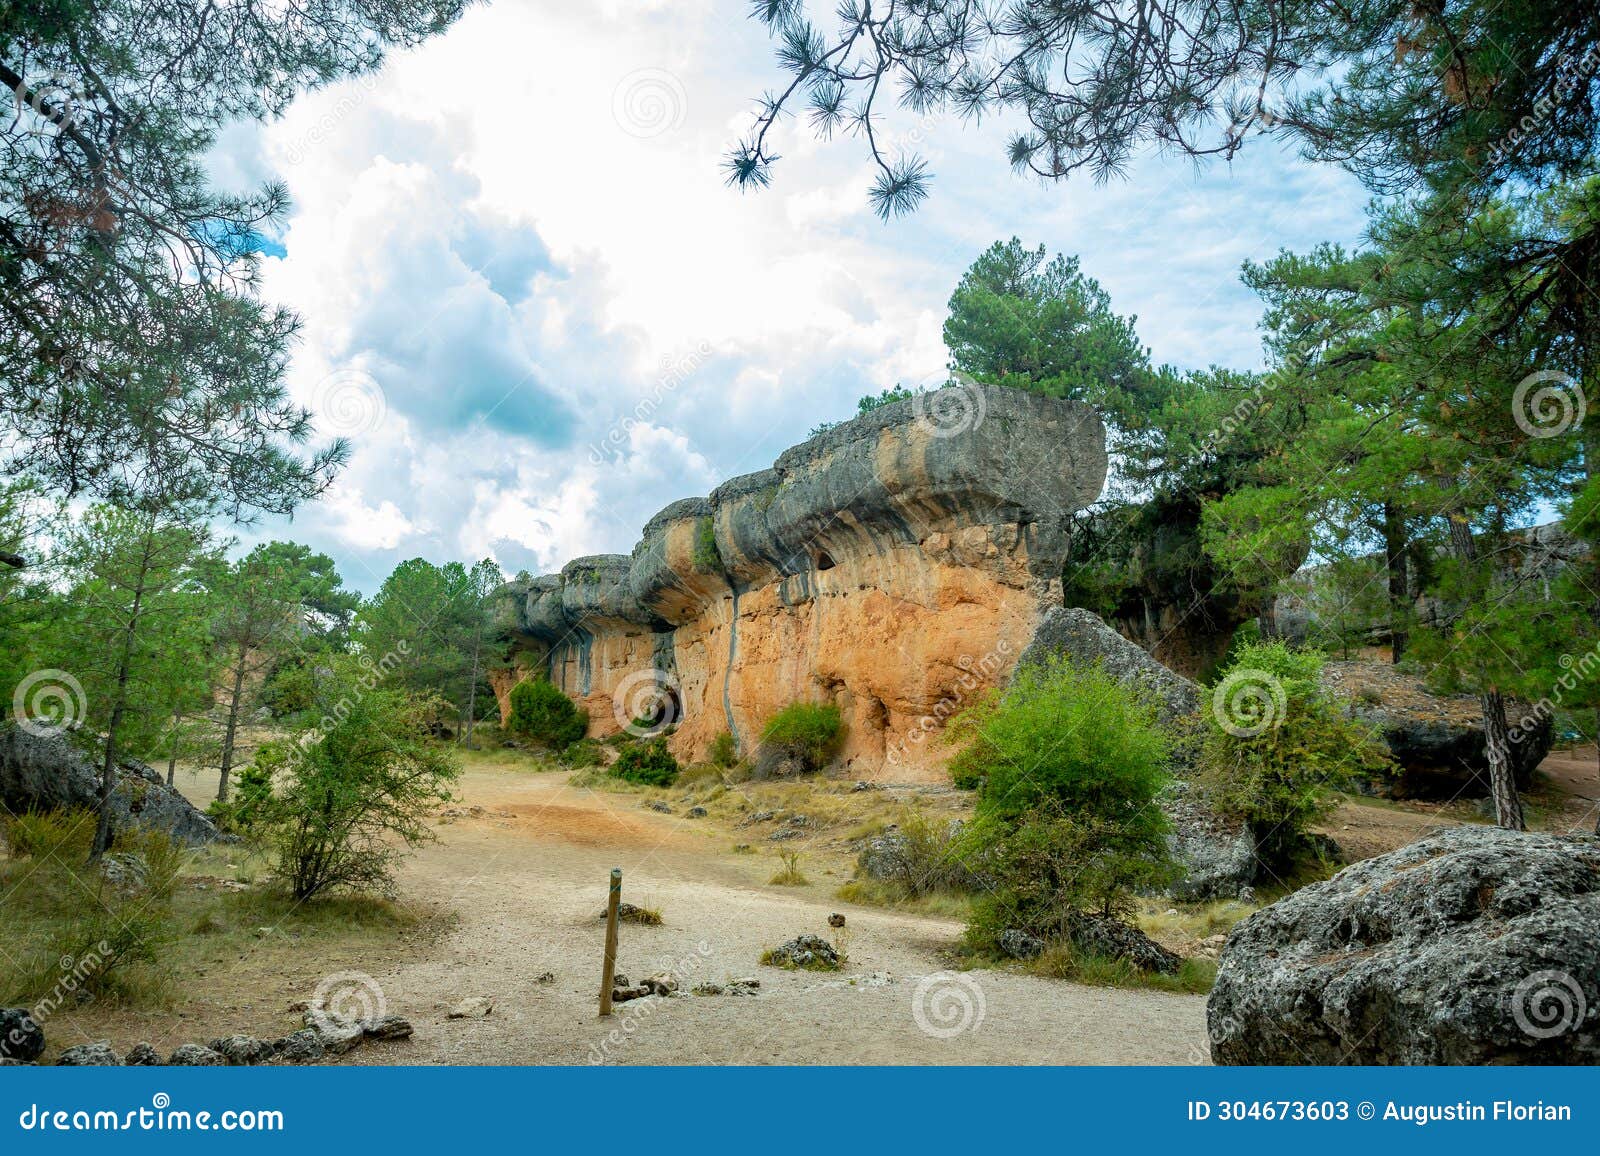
492,383 -> 1107,778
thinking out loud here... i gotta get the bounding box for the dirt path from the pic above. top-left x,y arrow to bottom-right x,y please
339,767 -> 1209,1065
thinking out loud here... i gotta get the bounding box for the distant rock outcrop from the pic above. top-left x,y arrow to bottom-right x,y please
1321,662 -> 1554,800
1209,826 -> 1600,1064
0,723 -> 226,845
494,383 -> 1107,779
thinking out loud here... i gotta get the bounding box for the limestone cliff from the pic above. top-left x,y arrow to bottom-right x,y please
492,383 -> 1107,779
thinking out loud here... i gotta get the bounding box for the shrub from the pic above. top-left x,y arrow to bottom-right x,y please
1200,640 -> 1392,872
757,702 -> 843,775
857,806 -> 987,899
610,738 -> 679,786
505,679 -> 589,749
3,809 -> 95,861
560,738 -> 605,769
708,730 -> 738,767
951,658 -> 1172,828
947,658 -> 1178,950
206,757 -> 277,834
266,665 -> 460,900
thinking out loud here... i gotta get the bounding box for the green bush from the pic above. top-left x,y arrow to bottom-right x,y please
505,679 -> 589,749
206,757 -> 277,834
757,702 -> 843,775
951,658 -> 1172,826
3,809 -> 95,860
560,738 -> 604,769
611,738 -> 680,786
947,658 -> 1177,949
708,730 -> 738,767
266,664 -> 460,900
1200,640 -> 1391,872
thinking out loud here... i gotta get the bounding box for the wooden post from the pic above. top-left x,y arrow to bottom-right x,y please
598,867 -> 621,1016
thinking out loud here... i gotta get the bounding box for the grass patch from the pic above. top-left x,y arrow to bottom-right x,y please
614,902 -> 663,926
1025,942 -> 1217,994
768,851 -> 809,886
835,877 -> 973,919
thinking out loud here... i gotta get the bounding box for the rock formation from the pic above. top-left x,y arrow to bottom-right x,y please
1322,661 -> 1554,800
1208,825 -> 1600,1064
493,383 -> 1107,778
0,723 -> 226,845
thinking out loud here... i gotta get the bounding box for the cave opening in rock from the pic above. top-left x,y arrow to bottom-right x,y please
815,550 -> 836,571
643,685 -> 683,730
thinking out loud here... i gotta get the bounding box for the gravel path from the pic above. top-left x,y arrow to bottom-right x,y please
342,767 -> 1210,1065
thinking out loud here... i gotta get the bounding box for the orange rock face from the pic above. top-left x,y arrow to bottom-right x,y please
492,384 -> 1107,781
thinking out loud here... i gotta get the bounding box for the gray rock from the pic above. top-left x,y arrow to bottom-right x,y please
1160,779 -> 1257,901
1209,825 -> 1600,1064
1,1008 -> 43,1062
686,806 -> 707,818
763,934 -> 840,970
167,1044 -> 224,1066
101,851 -> 149,894
0,723 -> 229,845
311,1019 -> 365,1054
647,800 -> 672,814
363,1015 -> 413,1042
446,996 -> 493,1020
1065,912 -> 1182,975
1019,607 -> 1201,725
271,1030 -> 324,1063
123,1042 -> 160,1066
56,1041 -> 119,1065
207,1035 -> 275,1065
999,929 -> 1044,959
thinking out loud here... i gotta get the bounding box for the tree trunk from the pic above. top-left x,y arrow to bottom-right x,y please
90,523 -> 153,862
1445,513 -> 1525,830
463,617 -> 483,750
1382,501 -> 1408,664
165,708 -> 181,787
217,655 -> 247,803
1479,688 -> 1526,830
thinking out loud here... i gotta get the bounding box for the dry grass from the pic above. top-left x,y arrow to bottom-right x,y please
768,851 -> 809,886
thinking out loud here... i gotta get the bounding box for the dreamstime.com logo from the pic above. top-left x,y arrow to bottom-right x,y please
611,668 -> 681,738
1510,970 -> 1587,1041
310,367 -> 387,437
912,971 -> 986,1039
16,1094 -> 284,1133
308,970 -> 386,1032
1210,668 -> 1287,738
912,376 -> 987,439
1512,370 -> 1585,439
12,669 -> 87,738
611,68 -> 686,139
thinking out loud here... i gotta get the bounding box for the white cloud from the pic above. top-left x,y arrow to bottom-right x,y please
218,0 -> 1370,590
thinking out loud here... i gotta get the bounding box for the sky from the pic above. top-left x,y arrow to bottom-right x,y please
209,0 -> 1372,595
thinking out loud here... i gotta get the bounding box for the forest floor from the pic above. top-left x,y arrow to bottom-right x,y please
11,740 -> 1596,1066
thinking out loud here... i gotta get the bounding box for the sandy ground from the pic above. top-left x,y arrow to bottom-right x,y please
328,765 -> 1210,1066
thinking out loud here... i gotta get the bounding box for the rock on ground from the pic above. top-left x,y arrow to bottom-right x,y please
0,723 -> 228,845
208,1035 -> 276,1065
763,935 -> 840,970
168,1044 -> 225,1066
123,1043 -> 160,1066
1,1008 -> 44,1062
56,1041 -> 119,1065
272,1030 -> 325,1063
1209,825 -> 1600,1064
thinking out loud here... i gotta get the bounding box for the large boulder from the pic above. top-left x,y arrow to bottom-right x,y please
0,723 -> 226,845
1322,662 -> 1553,799
1019,607 -> 1201,725
1020,608 -> 1253,899
1209,826 -> 1600,1064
